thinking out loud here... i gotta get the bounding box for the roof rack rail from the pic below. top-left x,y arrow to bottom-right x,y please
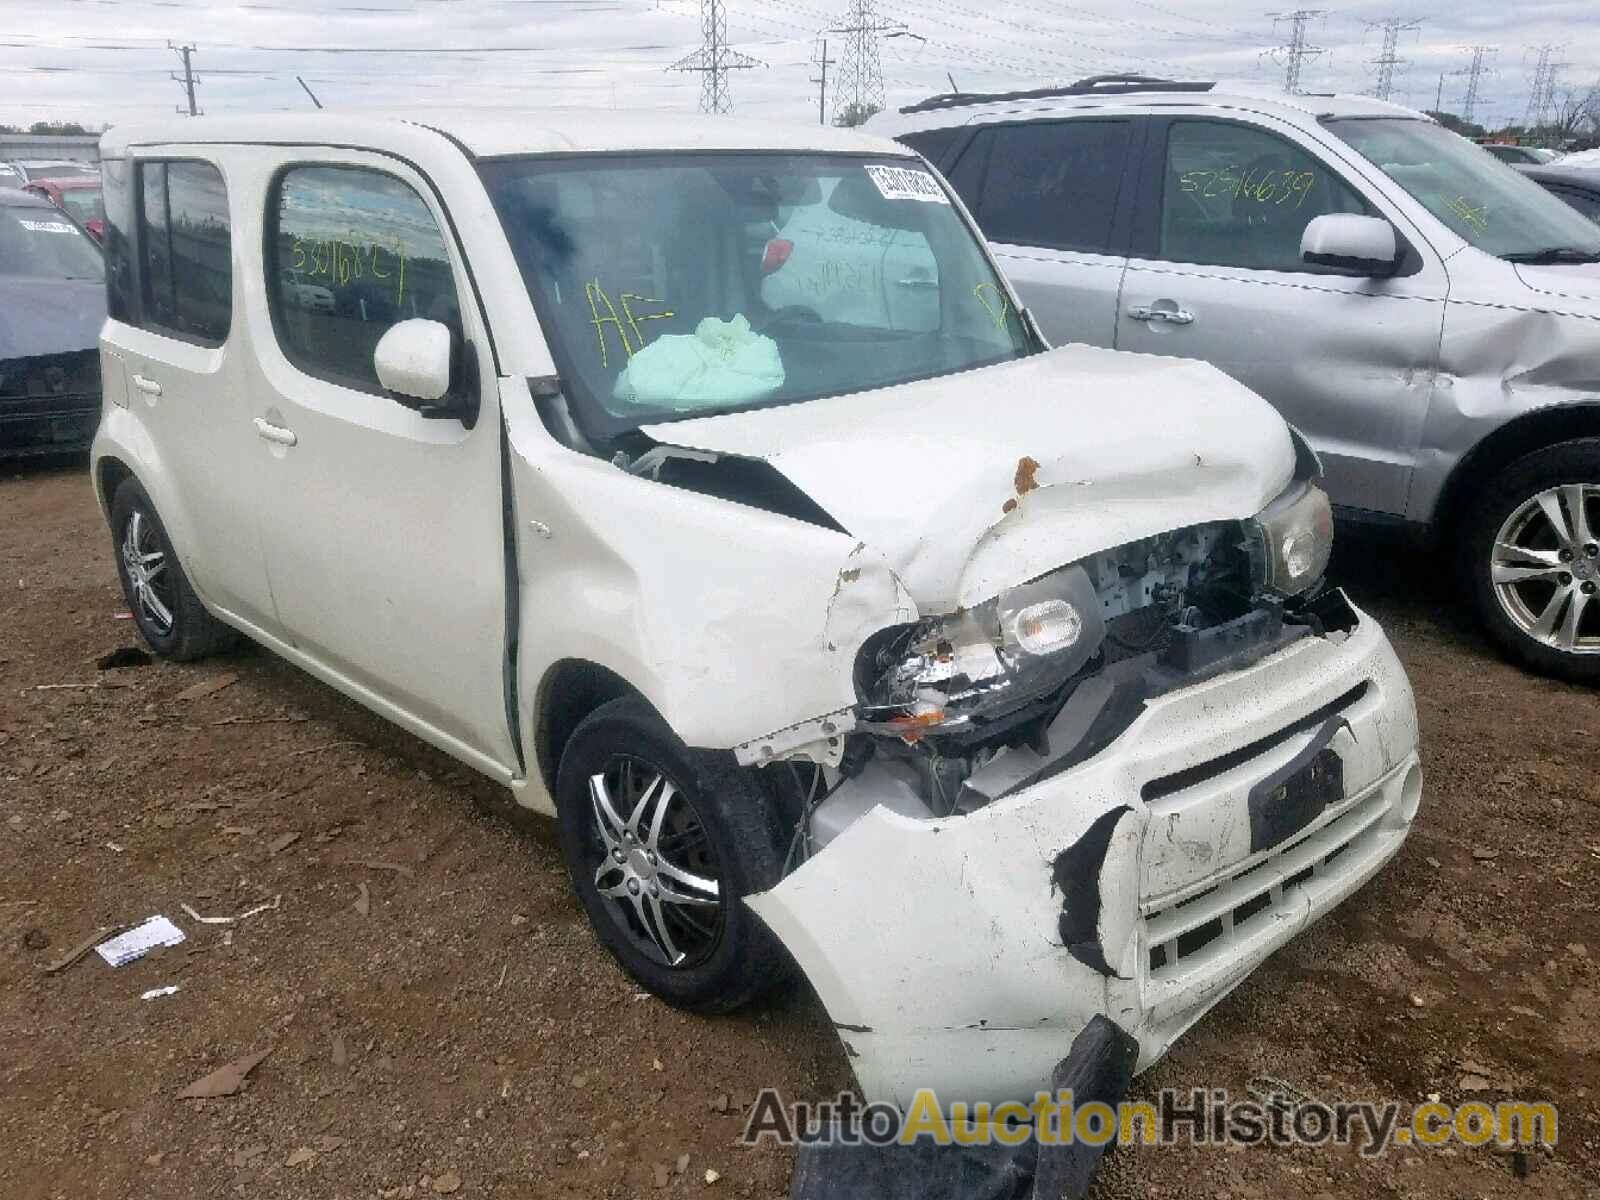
898,74 -> 1214,116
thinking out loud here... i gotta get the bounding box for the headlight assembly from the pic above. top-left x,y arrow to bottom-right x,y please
854,565 -> 1105,738
1252,481 -> 1334,596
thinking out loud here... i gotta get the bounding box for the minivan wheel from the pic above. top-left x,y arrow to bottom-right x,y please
554,696 -> 789,1013
110,479 -> 237,662
1464,439 -> 1600,681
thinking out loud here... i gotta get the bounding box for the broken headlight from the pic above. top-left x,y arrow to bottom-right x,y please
855,565 -> 1106,738
1251,481 -> 1334,596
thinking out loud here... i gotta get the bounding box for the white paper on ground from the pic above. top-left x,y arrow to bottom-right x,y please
96,916 -> 186,967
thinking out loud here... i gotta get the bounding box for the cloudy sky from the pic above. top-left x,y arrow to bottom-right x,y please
2,0 -> 1595,133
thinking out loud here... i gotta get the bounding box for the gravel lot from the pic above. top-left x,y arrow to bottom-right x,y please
1,461 -> 1596,1199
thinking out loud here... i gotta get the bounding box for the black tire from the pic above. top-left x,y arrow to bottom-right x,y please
1462,438 -> 1600,682
555,696 -> 790,1013
110,478 -> 238,662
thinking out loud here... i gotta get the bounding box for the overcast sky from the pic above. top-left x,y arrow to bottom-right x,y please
2,0 -> 1595,133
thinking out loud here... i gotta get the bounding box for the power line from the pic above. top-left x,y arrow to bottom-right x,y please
668,0 -> 763,113
1266,10 -> 1327,95
1364,17 -> 1419,102
170,42 -> 200,116
830,0 -> 907,122
1454,44 -> 1496,124
1523,44 -> 1567,131
809,37 -> 835,124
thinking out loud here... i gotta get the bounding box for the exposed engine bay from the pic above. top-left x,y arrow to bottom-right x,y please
762,518 -> 1357,868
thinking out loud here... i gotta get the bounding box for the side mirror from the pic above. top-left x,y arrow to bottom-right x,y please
374,318 -> 453,404
1301,213 -> 1400,276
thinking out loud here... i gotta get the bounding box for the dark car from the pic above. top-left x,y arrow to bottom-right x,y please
0,188 -> 105,458
1482,143 -> 1559,165
1517,163 -> 1600,223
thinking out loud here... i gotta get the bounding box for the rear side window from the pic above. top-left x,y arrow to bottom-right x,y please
897,127 -> 964,169
970,120 -> 1133,254
137,160 -> 232,344
267,165 -> 462,395
101,158 -> 136,321
1158,120 -> 1368,273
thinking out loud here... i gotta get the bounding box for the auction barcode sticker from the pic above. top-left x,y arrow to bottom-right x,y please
20,219 -> 77,234
863,164 -> 949,204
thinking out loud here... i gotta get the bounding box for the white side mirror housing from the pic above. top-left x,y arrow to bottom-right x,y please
1301,213 -> 1400,276
374,318 -> 453,402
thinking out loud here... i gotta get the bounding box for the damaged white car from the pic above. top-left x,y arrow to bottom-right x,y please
92,113 -> 1422,1107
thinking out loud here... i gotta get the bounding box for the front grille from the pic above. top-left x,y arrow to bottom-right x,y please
1141,681 -> 1369,803
1144,785 -> 1386,978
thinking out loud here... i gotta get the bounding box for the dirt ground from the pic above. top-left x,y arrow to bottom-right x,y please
0,460 -> 1595,1200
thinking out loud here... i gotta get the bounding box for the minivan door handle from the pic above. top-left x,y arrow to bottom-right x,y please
131,373 -> 163,396
253,417 -> 298,447
1127,303 -> 1196,326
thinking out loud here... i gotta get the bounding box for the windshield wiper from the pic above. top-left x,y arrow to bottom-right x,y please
1500,247 -> 1600,264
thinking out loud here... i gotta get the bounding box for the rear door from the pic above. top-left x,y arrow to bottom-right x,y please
942,117 -> 1141,348
1117,115 -> 1448,516
243,153 -> 517,775
99,154 -> 279,630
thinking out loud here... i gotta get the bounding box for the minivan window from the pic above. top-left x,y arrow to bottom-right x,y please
1159,120 -> 1368,272
138,160 -> 232,344
267,165 -> 463,395
479,153 -> 1032,438
974,121 -> 1133,254
1325,118 -> 1600,260
0,204 -> 102,279
897,127 -> 963,168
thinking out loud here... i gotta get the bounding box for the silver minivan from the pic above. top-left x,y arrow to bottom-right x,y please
880,78 -> 1600,681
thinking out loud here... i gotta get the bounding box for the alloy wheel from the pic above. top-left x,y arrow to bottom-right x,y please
121,508 -> 175,637
1490,483 -> 1600,655
586,756 -> 725,968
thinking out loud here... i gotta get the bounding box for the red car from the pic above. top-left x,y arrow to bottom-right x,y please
23,177 -> 104,242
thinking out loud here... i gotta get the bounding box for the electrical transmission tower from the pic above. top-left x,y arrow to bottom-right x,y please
669,0 -> 763,115
169,42 -> 200,116
1365,18 -> 1420,102
830,0 -> 906,124
1455,45 -> 1497,124
1266,11 -> 1328,95
1523,44 -> 1565,131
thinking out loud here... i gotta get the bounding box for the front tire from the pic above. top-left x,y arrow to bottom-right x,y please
110,478 -> 237,662
554,697 -> 789,1012
1464,439 -> 1600,681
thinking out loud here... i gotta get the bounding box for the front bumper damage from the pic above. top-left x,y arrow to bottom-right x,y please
746,598 -> 1420,1108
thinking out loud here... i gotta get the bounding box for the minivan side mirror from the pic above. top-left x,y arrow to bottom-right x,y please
1301,214 -> 1400,276
374,318 -> 453,404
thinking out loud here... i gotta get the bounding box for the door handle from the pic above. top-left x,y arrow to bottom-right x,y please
1127,304 -> 1196,326
893,277 -> 939,289
131,373 -> 163,396
253,417 -> 298,447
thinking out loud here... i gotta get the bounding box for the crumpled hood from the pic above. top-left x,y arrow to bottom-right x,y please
1513,261 -> 1600,309
0,276 -> 105,362
641,344 -> 1296,611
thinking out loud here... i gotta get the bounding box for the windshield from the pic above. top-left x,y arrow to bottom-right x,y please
479,153 -> 1032,437
1325,118 -> 1600,259
56,187 -> 103,225
0,206 -> 103,279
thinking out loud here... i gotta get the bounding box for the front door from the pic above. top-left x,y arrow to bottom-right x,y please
1117,116 -> 1448,516
242,152 -> 517,774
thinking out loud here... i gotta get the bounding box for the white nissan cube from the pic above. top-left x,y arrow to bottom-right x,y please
92,112 -> 1422,1107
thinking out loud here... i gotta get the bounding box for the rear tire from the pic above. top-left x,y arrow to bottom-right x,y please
110,478 -> 238,662
554,696 -> 790,1013
1462,439 -> 1600,682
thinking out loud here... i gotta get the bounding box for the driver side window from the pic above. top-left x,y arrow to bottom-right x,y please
1159,120 -> 1368,273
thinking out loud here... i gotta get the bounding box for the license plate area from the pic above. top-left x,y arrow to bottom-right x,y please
1249,745 -> 1344,853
